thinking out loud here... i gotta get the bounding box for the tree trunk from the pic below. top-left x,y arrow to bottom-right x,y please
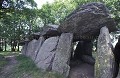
17,43 -> 19,51
11,39 -> 13,51
0,38 -> 3,51
0,0 -> 3,9
4,40 -> 7,51
1,38 -> 4,50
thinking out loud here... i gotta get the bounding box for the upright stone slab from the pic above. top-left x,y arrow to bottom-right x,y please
52,33 -> 73,77
21,42 -> 28,55
117,70 -> 120,78
26,39 -> 38,60
34,37 -> 45,61
35,37 -> 59,71
95,26 -> 115,78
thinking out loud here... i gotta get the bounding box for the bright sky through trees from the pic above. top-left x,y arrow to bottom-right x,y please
34,0 -> 54,8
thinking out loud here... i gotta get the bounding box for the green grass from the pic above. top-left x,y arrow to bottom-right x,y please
0,54 -> 8,70
0,51 -> 20,56
9,55 -> 65,78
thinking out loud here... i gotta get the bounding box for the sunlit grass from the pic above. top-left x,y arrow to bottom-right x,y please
0,51 -> 20,56
0,52 -> 65,78
9,55 -> 65,78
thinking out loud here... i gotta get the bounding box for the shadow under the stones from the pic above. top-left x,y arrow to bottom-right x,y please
69,60 -> 94,78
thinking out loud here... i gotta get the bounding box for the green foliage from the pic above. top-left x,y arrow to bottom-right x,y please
0,0 -> 40,51
38,0 -> 76,25
0,0 -> 120,44
0,0 -> 38,40
16,55 -> 37,71
104,0 -> 120,28
38,0 -> 120,26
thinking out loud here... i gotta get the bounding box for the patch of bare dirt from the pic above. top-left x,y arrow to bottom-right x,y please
69,61 -> 94,78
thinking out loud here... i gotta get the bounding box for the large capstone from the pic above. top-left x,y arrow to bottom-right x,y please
31,25 -> 60,40
95,26 -> 115,78
58,2 -> 116,40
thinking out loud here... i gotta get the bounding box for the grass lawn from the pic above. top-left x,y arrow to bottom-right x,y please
0,54 -> 8,70
0,51 -> 20,56
9,55 -> 65,78
0,51 -> 65,78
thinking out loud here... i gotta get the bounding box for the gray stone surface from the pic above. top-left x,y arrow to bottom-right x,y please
35,37 -> 59,71
58,2 -> 116,40
31,25 -> 60,40
21,42 -> 28,55
95,26 -> 115,78
52,33 -> 73,77
35,33 -> 73,77
34,37 -> 45,61
26,39 -> 38,60
117,68 -> 120,78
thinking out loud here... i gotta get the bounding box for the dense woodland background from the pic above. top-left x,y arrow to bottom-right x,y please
0,0 -> 120,51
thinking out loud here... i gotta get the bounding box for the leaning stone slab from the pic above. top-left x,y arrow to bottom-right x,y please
26,39 -> 38,60
21,42 -> 29,55
95,26 -> 115,78
52,33 -> 73,77
34,37 -> 45,61
117,70 -> 120,78
35,37 -> 59,71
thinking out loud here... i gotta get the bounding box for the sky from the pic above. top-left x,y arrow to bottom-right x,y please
34,0 -> 54,9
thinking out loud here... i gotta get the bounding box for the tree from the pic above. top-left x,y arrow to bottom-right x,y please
0,0 -> 38,51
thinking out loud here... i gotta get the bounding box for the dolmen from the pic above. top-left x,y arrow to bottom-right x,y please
21,2 -> 117,78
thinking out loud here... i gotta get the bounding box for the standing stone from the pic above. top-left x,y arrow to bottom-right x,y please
95,26 -> 115,78
21,42 -> 28,55
26,39 -> 38,60
116,67 -> 120,78
52,33 -> 73,77
35,37 -> 59,71
34,37 -> 45,61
